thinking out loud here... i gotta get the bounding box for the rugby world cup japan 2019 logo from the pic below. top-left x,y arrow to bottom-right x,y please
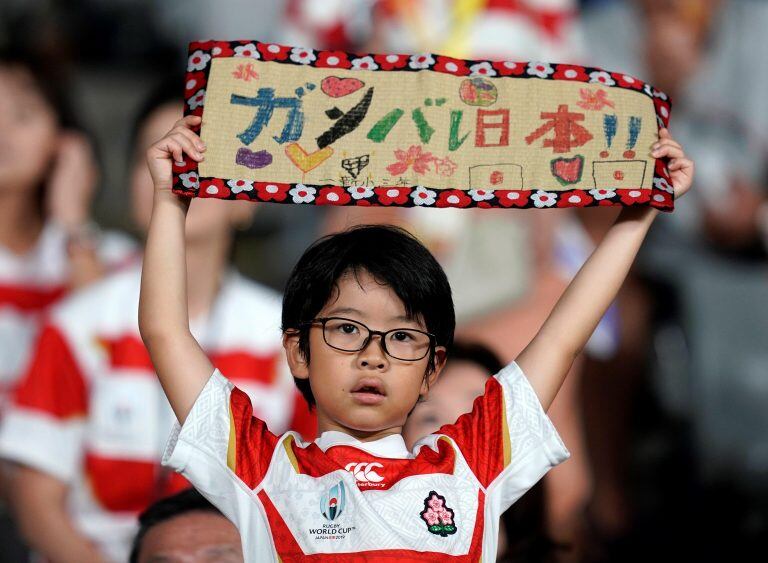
320,481 -> 346,521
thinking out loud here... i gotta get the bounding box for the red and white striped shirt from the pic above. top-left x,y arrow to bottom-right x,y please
163,361 -> 568,562
0,263 -> 314,562
0,222 -> 137,413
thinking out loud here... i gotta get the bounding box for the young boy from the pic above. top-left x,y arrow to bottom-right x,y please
0,94 -> 313,563
140,115 -> 693,561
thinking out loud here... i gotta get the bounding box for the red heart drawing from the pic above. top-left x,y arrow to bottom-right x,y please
550,156 -> 584,185
321,76 -> 365,98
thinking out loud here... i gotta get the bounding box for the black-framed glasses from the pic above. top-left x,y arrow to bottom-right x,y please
301,317 -> 435,361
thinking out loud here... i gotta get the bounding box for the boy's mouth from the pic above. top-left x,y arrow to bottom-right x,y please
350,378 -> 386,405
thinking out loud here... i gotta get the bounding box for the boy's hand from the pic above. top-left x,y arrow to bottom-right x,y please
146,115 -> 206,193
652,128 -> 694,199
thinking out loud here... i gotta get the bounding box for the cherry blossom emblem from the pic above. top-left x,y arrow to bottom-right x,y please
420,491 -> 457,537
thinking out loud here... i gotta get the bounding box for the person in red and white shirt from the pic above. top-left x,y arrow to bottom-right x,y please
0,47 -> 137,417
0,91 -> 314,563
139,113 -> 693,561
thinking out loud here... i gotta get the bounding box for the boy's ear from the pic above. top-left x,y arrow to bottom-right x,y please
283,331 -> 309,380
421,346 -> 447,395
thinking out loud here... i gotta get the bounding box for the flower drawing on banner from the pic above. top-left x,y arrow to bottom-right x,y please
316,186 -> 351,205
256,183 -> 289,202
289,184 -> 316,203
179,172 -> 199,189
468,189 -> 495,201
653,177 -> 674,193
258,43 -> 290,61
556,190 -> 593,208
386,146 -> 436,176
375,53 -> 409,70
436,190 -> 471,208
187,50 -> 211,72
348,185 -> 374,200
227,179 -> 254,193
496,190 -> 529,208
233,43 -> 260,58
469,61 -> 496,77
351,56 -> 378,71
589,71 -> 615,87
409,53 -> 435,69
316,50 -> 351,68
527,62 -> 554,78
553,64 -> 588,81
411,186 -> 437,206
493,60 -> 525,76
290,47 -> 316,65
434,157 -> 457,177
420,491 -> 457,537
589,188 -> 616,200
375,186 -> 410,205
188,89 -> 206,110
530,189 -> 558,208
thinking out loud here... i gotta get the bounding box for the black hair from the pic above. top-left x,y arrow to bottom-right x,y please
282,224 -> 455,407
129,76 -> 185,159
129,488 -> 224,563
445,341 -> 504,376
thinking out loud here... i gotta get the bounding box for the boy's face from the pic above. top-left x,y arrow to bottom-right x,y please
285,270 -> 446,439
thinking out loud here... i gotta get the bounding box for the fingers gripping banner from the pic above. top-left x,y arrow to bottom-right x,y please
173,41 -> 675,211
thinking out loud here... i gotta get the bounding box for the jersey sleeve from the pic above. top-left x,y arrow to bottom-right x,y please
162,369 -> 281,520
438,361 -> 569,510
0,323 -> 88,483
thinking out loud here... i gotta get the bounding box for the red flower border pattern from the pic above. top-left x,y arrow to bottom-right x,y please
172,40 -> 675,212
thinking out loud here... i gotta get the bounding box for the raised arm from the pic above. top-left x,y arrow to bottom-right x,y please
517,129 -> 694,410
138,115 -> 213,423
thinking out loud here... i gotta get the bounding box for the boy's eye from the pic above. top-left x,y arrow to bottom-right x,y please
339,323 -> 359,334
391,331 -> 413,342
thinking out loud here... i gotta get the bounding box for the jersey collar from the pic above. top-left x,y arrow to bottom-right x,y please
314,430 -> 412,459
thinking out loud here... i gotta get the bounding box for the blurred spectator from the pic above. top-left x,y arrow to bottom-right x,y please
130,488 -> 243,563
0,84 -> 314,562
404,341 -> 559,563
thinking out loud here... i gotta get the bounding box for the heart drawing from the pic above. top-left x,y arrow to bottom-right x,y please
550,156 -> 584,185
321,76 -> 365,98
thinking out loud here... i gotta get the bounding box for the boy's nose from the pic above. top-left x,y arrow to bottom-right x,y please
357,334 -> 388,369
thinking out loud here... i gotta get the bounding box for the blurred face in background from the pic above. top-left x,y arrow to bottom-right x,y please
130,102 -> 253,243
403,359 -> 489,449
0,64 -> 60,195
136,510 -> 243,563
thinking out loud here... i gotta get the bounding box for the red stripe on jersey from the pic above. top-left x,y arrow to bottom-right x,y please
14,324 -> 88,418
229,387 -> 280,489
439,377 -> 507,489
0,284 -> 66,312
285,438 -> 458,491
257,488 -> 486,561
84,453 -> 190,513
97,334 -> 280,385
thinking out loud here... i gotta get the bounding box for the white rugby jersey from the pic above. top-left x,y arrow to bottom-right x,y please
0,263 -> 315,563
0,222 -> 137,412
164,361 -> 569,562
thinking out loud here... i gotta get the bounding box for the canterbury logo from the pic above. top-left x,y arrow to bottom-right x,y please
345,462 -> 384,483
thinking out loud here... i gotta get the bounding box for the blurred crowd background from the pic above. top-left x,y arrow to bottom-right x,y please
1,1 -> 767,562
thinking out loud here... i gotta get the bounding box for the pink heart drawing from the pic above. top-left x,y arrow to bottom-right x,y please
321,76 -> 365,98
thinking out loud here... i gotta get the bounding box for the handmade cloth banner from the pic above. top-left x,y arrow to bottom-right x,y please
173,40 -> 675,210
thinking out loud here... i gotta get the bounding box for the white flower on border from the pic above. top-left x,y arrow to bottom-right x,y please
289,184 -> 316,203
527,62 -> 554,78
411,186 -> 436,205
188,89 -> 206,110
351,56 -> 378,71
531,189 -> 557,208
653,178 -> 674,193
643,83 -> 654,97
233,43 -> 260,58
589,188 -> 616,200
227,179 -> 254,193
469,61 -> 496,77
566,193 -> 587,205
290,47 -> 316,65
179,172 -> 199,189
187,50 -> 211,72
501,61 -> 520,72
347,185 -> 374,200
589,71 -> 615,86
408,54 -> 435,69
468,189 -> 495,201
